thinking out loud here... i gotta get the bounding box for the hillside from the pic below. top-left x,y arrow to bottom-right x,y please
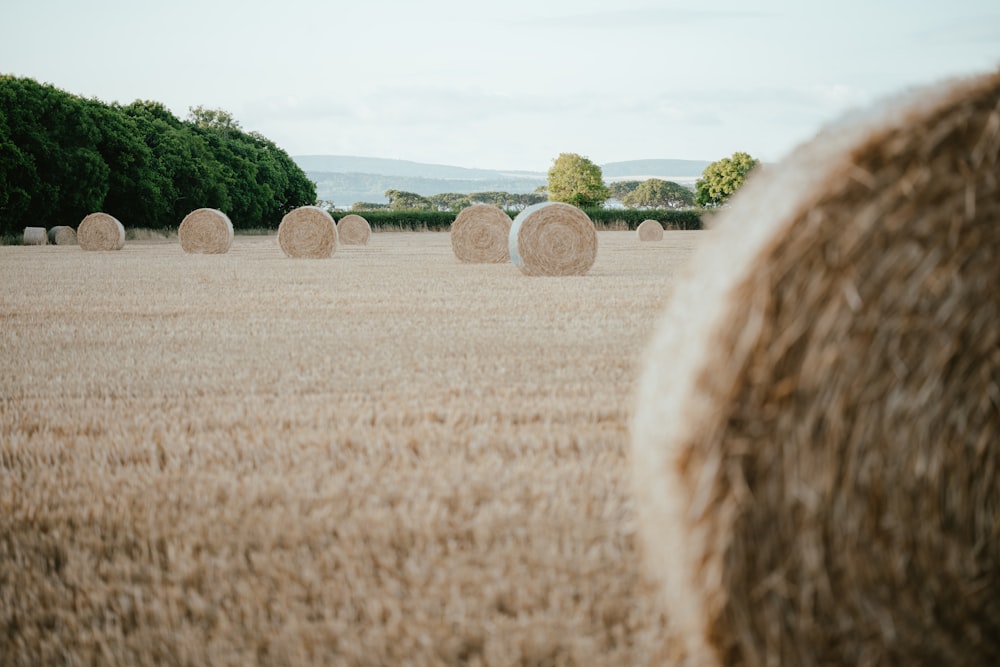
294,155 -> 710,207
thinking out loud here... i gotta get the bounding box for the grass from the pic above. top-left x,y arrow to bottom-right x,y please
0,230 -> 701,666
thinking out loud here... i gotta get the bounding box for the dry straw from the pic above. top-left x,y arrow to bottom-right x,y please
48,226 -> 76,245
337,214 -> 372,246
632,69 -> 1000,666
450,204 -> 512,263
636,219 -> 664,242
178,208 -> 234,254
508,202 -> 597,276
22,227 -> 47,245
78,212 -> 125,251
278,206 -> 337,258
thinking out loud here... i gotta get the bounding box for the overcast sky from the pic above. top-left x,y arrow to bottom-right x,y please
3,0 -> 998,171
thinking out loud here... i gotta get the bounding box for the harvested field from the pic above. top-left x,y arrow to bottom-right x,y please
0,230 -> 699,666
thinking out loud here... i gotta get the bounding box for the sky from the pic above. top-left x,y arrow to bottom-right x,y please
3,0 -> 999,172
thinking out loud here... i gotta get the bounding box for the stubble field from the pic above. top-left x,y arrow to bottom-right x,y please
1,230 -> 699,666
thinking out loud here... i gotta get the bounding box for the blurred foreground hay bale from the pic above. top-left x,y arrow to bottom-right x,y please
632,69 -> 1000,665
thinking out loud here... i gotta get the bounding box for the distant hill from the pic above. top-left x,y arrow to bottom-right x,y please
294,155 -> 710,206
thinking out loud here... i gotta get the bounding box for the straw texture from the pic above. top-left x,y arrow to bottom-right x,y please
631,69 -> 1000,666
636,219 -> 664,242
278,206 -> 337,258
22,227 -> 47,245
451,204 -> 512,263
48,226 -> 77,245
78,212 -> 125,251
508,202 -> 597,276
0,231 -> 702,666
337,214 -> 371,246
178,208 -> 234,254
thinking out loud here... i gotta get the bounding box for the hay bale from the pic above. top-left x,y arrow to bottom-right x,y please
277,206 -> 337,258
48,226 -> 76,245
77,213 -> 125,251
508,202 -> 597,276
22,227 -> 47,245
636,219 -> 664,242
631,69 -> 1000,666
337,214 -> 372,246
451,204 -> 512,263
178,208 -> 234,254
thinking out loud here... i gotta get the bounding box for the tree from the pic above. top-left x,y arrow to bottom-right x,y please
608,180 -> 641,202
0,76 -> 316,234
187,106 -> 241,132
695,151 -> 759,208
546,153 -> 609,208
622,179 -> 695,210
385,189 -> 432,210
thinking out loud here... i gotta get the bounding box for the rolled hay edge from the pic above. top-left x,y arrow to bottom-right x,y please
48,226 -> 77,245
278,206 -> 337,258
631,69 -> 1000,665
636,219 -> 664,242
78,213 -> 125,251
178,208 -> 234,254
337,214 -> 372,246
451,204 -> 512,263
22,227 -> 47,246
508,202 -> 597,276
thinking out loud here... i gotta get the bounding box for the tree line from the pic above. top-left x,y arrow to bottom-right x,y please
0,75 -> 316,237
348,151 -> 759,213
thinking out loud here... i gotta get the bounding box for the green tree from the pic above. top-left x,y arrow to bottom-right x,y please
695,151 -> 759,208
187,106 -> 241,132
622,178 -> 695,210
427,192 -> 471,211
546,153 -> 609,208
0,76 -> 315,235
352,202 -> 389,211
385,189 -> 432,210
608,180 -> 641,202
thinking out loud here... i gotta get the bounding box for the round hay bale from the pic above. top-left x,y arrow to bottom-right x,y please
450,204 -> 512,263
22,227 -> 47,245
178,208 -> 234,254
636,219 -> 664,242
48,226 -> 76,245
508,202 -> 597,276
337,214 -> 372,246
77,213 -> 125,251
277,206 -> 337,258
631,69 -> 1000,666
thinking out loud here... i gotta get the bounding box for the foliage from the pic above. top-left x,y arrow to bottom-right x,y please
0,75 -> 316,235
421,191 -> 547,212
621,179 -> 695,210
607,180 -> 641,202
546,153 -> 610,208
385,189 -> 433,210
323,208 -> 703,232
695,151 -> 759,208
333,209 -> 454,231
583,208 -> 703,230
